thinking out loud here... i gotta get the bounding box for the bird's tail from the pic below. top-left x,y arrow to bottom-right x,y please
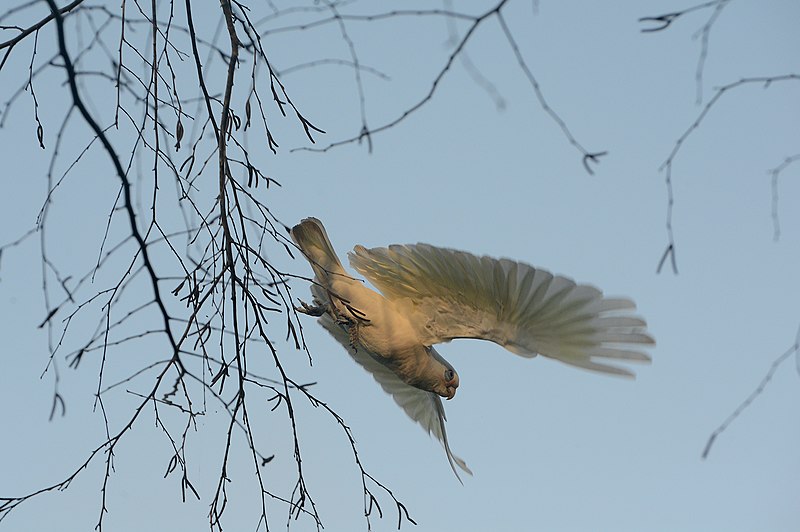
290,217 -> 346,282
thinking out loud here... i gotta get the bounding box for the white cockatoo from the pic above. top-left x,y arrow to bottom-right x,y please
291,217 -> 653,480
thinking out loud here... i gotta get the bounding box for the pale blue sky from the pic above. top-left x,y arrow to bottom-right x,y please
1,1 -> 799,531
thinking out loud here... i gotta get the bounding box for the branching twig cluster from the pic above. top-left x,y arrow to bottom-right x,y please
655,74 -> 800,275
639,0 -> 800,274
2,1 -> 402,530
641,2 -> 799,459
643,0 -> 799,273
287,1 -> 604,169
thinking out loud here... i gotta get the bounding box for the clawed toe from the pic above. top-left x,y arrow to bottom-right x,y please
296,299 -> 326,317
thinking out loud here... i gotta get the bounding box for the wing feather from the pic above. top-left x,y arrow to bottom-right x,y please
349,244 -> 654,377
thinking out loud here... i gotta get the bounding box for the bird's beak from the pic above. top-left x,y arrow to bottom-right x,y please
446,387 -> 456,400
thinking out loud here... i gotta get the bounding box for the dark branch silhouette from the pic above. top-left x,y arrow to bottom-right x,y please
292,1 -> 603,169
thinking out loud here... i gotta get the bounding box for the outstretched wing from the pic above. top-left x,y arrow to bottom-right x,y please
349,244 -> 654,377
315,311 -> 471,480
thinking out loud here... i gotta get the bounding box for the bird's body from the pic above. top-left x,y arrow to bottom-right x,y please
290,217 -> 654,479
290,218 -> 458,398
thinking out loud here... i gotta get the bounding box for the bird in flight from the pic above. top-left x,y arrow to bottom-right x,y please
291,217 -> 654,480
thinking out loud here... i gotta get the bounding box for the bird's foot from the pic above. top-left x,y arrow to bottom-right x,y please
295,299 -> 326,317
334,315 -> 361,351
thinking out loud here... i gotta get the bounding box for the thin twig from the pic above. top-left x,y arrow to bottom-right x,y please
702,324 -> 800,459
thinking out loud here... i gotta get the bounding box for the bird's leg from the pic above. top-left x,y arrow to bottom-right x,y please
329,313 -> 360,351
327,293 -> 370,351
295,295 -> 363,350
295,299 -> 327,317
347,319 -> 361,350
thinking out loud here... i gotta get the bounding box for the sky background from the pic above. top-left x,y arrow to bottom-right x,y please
1,1 -> 799,531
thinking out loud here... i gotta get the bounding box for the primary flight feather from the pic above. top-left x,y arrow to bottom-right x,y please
291,217 -> 653,479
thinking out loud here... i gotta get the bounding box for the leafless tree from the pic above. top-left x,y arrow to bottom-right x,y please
0,1 -> 602,529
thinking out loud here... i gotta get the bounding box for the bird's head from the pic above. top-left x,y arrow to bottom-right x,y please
440,367 -> 459,400
427,348 -> 459,400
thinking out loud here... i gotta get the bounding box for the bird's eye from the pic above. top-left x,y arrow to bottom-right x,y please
444,369 -> 455,382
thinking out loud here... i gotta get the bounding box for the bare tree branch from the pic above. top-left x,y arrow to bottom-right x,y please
293,0 -> 602,171
639,0 -> 733,103
702,324 -> 800,459
656,74 -> 800,274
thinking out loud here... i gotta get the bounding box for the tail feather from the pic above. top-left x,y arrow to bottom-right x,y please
291,217 -> 345,281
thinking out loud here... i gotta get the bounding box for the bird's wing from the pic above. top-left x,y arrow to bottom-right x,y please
315,311 -> 471,480
349,244 -> 654,377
